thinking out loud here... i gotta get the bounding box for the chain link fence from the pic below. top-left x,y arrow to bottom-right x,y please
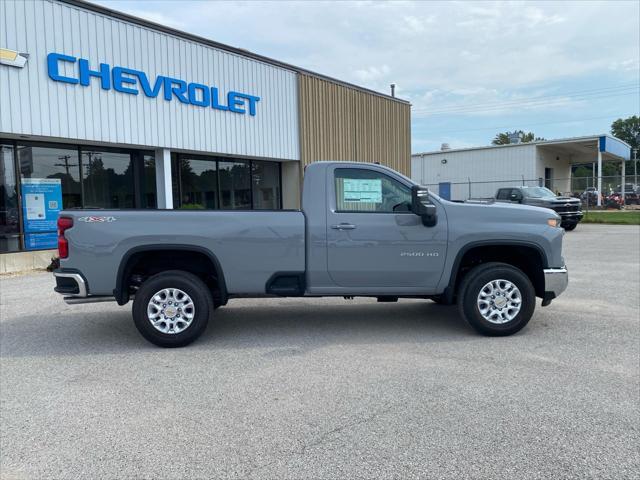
422,175 -> 640,208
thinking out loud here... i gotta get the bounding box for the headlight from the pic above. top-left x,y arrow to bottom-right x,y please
547,218 -> 560,228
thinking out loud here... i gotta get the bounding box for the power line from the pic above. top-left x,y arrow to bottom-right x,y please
411,82 -> 639,113
414,89 -> 639,115
419,113 -> 638,135
412,83 -> 640,115
411,82 -> 639,109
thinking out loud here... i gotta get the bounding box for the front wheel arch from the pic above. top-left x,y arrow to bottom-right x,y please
445,241 -> 547,303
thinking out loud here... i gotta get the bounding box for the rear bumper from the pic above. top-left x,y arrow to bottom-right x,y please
53,269 -> 87,297
542,266 -> 568,305
54,269 -> 118,304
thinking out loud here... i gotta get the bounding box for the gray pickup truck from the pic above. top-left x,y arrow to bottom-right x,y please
496,186 -> 583,230
54,162 -> 568,347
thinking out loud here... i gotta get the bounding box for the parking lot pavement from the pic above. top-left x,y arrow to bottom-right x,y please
0,224 -> 638,479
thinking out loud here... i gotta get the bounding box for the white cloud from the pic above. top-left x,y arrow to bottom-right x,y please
95,0 -> 639,123
119,8 -> 186,30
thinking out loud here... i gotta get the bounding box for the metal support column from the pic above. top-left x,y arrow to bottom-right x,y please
154,148 -> 173,209
596,150 -> 602,207
621,157 -> 626,207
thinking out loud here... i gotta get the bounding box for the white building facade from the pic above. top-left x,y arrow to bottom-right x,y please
411,135 -> 632,201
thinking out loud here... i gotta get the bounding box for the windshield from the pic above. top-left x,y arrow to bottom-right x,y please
523,187 -> 556,198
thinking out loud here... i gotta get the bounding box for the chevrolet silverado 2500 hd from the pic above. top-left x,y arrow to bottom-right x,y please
53,162 -> 568,347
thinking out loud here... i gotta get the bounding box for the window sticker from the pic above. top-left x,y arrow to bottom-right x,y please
342,179 -> 382,203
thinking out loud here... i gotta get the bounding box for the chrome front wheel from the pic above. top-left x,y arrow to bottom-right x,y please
458,262 -> 536,336
476,279 -> 522,324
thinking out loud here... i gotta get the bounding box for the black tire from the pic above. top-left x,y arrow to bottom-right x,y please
563,223 -> 577,231
133,270 -> 213,347
457,262 -> 536,336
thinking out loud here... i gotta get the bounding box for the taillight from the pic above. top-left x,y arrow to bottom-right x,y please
57,216 -> 73,259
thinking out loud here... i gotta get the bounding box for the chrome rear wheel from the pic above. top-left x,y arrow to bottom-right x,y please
133,270 -> 212,347
147,288 -> 195,334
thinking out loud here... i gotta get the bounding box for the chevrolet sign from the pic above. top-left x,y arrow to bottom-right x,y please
47,52 -> 261,116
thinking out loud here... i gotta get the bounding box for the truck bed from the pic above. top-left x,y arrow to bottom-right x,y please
60,210 -> 306,296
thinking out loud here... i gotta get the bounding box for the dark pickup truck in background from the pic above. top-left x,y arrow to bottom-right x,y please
496,186 -> 583,231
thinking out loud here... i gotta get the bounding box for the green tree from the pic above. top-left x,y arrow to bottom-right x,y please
610,116 -> 639,180
491,130 -> 545,145
611,115 -> 639,150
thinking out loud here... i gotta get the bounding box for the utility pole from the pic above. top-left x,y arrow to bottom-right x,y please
54,155 -> 77,177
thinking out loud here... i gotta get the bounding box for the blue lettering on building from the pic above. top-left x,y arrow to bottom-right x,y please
47,52 -> 261,116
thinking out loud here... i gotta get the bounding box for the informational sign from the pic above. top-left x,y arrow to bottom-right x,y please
24,232 -> 58,250
21,178 -> 62,251
342,178 -> 382,203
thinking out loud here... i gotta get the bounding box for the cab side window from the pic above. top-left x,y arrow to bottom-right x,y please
335,168 -> 411,213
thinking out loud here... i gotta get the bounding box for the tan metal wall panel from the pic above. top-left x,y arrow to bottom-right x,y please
298,74 -> 410,176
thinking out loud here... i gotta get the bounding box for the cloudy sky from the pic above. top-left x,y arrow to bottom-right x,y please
94,0 -> 639,152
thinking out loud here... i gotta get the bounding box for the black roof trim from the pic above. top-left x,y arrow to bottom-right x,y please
59,0 -> 410,105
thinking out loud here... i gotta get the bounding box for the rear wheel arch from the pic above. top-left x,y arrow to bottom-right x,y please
114,245 -> 228,307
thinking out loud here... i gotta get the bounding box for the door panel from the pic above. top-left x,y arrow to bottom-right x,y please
327,166 -> 447,289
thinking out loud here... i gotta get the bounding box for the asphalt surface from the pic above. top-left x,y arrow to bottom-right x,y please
1,224 -> 638,479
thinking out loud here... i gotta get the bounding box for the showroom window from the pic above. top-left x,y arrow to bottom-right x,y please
219,161 -> 251,209
0,139 -> 156,253
0,144 -> 20,252
172,154 -> 282,210
173,156 -> 219,209
81,149 -> 134,209
18,144 -> 82,209
252,161 -> 281,210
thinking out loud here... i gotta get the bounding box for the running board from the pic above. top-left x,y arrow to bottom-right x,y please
64,296 -> 117,305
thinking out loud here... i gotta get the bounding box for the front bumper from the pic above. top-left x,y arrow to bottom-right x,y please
558,212 -> 583,223
542,266 -> 568,305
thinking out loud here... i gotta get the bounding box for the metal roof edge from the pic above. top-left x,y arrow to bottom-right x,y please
412,134 -> 632,156
58,0 -> 410,105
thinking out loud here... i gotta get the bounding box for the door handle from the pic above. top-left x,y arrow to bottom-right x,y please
331,223 -> 357,230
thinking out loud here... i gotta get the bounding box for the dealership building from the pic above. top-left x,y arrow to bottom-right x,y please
0,0 -> 410,270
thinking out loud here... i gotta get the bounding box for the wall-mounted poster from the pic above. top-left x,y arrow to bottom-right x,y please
21,178 -> 63,250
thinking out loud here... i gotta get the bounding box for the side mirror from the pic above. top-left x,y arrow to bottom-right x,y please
411,185 -> 438,227
509,193 -> 522,202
